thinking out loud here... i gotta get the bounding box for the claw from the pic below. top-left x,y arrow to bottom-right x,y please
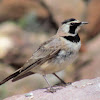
47,87 -> 56,93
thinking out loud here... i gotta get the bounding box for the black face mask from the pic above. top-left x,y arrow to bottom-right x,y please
69,23 -> 81,34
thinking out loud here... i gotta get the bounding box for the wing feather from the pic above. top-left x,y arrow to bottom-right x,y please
19,36 -> 62,73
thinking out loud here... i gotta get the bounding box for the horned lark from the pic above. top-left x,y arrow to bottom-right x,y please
0,18 -> 88,92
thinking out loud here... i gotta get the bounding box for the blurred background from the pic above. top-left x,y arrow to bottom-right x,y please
0,0 -> 100,99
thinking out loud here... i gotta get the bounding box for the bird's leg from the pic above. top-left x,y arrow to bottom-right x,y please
43,75 -> 56,93
53,73 -> 66,84
53,73 -> 72,85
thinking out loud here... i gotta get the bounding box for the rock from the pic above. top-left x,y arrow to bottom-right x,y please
86,0 -> 100,37
0,22 -> 21,59
0,69 -> 64,100
0,0 -> 49,22
74,34 -> 100,80
0,63 -> 15,100
3,32 -> 49,68
43,0 -> 85,25
0,0 -> 57,33
0,22 -> 50,68
0,36 -> 14,59
79,34 -> 100,79
3,77 -> 100,100
0,22 -> 27,60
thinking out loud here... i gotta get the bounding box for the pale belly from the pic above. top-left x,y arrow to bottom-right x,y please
32,40 -> 81,74
32,51 -> 78,75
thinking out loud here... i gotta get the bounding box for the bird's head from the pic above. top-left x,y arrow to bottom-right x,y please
57,18 -> 88,36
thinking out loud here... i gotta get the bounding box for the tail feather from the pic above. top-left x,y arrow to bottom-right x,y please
12,71 -> 34,82
0,70 -> 34,85
0,70 -> 20,85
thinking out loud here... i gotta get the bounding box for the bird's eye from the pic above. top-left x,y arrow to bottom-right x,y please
71,23 -> 75,26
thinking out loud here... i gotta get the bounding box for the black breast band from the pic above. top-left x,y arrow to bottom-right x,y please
63,34 -> 80,43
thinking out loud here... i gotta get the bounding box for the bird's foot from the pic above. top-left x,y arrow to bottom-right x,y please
61,82 -> 72,86
46,87 -> 56,93
55,82 -> 72,86
66,82 -> 72,86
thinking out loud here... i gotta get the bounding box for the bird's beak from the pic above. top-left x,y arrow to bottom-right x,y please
81,22 -> 88,24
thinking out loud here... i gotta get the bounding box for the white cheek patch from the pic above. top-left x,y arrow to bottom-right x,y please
62,24 -> 69,33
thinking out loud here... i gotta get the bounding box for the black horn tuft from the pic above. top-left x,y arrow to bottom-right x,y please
62,18 -> 76,24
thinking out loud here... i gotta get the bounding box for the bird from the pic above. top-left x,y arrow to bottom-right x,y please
0,18 -> 88,92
